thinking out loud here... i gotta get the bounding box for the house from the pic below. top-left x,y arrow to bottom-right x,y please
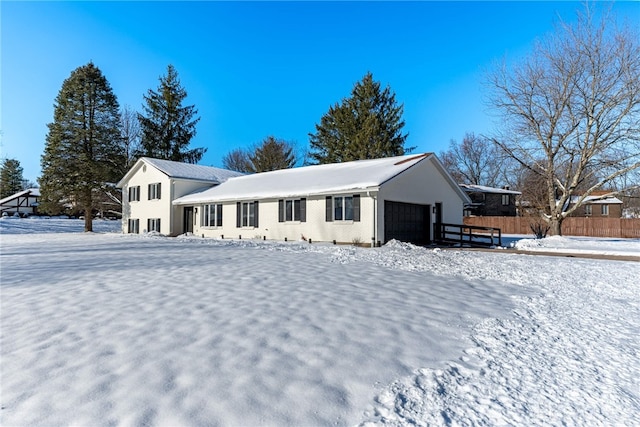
116,157 -> 244,235
0,188 -> 41,217
170,153 -> 470,245
459,184 -> 521,217
566,192 -> 623,218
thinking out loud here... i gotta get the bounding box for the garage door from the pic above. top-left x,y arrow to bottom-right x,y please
384,201 -> 431,244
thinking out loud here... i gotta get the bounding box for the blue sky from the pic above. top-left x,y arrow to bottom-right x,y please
2,1 -> 639,181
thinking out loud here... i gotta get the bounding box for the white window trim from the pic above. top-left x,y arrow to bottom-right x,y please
148,183 -> 161,200
202,204 -> 223,227
284,199 -> 302,222
128,186 -> 140,202
148,218 -> 161,232
242,201 -> 256,227
333,196 -> 354,221
128,218 -> 139,234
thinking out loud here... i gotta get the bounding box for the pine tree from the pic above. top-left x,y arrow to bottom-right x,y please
309,72 -> 409,164
0,158 -> 25,199
39,62 -> 125,231
248,136 -> 296,172
137,65 -> 205,163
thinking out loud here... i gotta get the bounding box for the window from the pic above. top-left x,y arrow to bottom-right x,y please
601,204 -> 609,215
501,194 -> 510,206
128,219 -> 139,234
278,198 -> 306,222
147,218 -> 161,232
326,195 -> 360,222
203,204 -> 223,227
128,186 -> 140,202
236,201 -> 258,227
585,204 -> 592,215
148,183 -> 161,200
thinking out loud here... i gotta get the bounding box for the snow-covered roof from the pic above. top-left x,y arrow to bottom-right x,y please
174,153 -> 437,204
459,184 -> 521,195
569,195 -> 623,204
117,157 -> 244,188
0,188 -> 40,205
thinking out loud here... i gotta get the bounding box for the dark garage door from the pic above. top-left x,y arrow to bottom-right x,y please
384,201 -> 431,244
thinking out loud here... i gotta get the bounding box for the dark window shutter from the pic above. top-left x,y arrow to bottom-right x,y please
300,198 -> 306,222
278,199 -> 284,222
217,204 -> 223,226
148,184 -> 152,200
137,187 -> 140,201
353,195 -> 361,222
147,218 -> 151,231
157,183 -> 161,199
254,201 -> 259,227
236,202 -> 241,228
157,219 -> 161,232
326,196 -> 333,222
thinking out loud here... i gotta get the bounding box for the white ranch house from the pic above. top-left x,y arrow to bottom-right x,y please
118,153 -> 470,246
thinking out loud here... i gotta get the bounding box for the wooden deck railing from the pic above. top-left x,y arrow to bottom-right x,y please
437,223 -> 502,248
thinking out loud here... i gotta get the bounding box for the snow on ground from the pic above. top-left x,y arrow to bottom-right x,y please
0,216 -> 121,234
1,219 -> 639,426
513,234 -> 640,257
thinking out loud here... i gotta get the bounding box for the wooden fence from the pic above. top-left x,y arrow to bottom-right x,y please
463,216 -> 640,238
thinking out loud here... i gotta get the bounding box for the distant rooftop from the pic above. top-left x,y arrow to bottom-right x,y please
459,184 -> 521,195
0,188 -> 40,205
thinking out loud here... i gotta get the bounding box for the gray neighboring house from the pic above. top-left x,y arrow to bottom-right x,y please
460,184 -> 521,217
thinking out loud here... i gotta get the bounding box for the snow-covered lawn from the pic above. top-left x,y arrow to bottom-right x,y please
1,218 -> 639,426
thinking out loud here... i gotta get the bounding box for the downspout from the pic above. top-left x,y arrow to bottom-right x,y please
170,179 -> 175,236
368,191 -> 377,247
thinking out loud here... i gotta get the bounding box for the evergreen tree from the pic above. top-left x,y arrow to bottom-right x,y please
137,65 -> 205,163
0,158 -> 25,199
248,136 -> 296,172
39,62 -> 125,231
309,72 -> 409,164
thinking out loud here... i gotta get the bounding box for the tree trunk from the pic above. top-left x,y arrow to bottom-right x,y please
84,204 -> 93,232
549,216 -> 562,236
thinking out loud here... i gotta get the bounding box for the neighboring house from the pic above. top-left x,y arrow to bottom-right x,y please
0,188 -> 41,217
566,193 -> 623,218
460,184 -> 521,217
116,157 -> 244,236
171,153 -> 470,245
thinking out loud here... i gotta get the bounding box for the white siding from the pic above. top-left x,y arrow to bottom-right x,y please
122,164 -> 172,235
192,193 -> 375,245
171,180 -> 217,235
377,156 -> 466,241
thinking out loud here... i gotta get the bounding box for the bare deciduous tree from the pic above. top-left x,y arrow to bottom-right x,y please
439,132 -> 506,187
121,105 -> 141,169
222,148 -> 252,173
487,4 -> 640,235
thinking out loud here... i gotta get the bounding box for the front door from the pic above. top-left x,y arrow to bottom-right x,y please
183,207 -> 194,234
434,202 -> 443,242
